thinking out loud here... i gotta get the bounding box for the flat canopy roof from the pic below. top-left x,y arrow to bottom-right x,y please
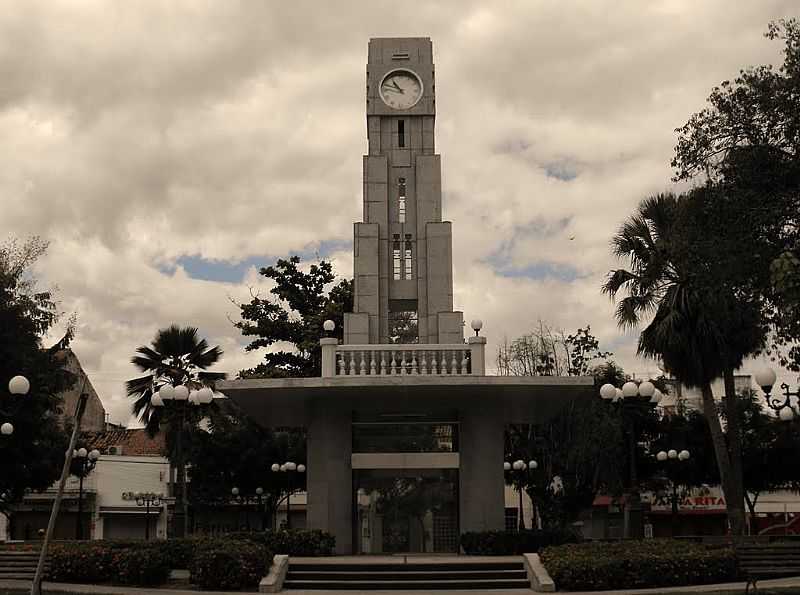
218,375 -> 595,427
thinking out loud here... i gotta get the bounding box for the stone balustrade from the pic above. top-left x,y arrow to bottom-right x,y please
320,336 -> 486,377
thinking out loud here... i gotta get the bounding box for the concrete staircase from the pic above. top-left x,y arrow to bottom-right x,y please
283,556 -> 531,590
0,549 -> 44,581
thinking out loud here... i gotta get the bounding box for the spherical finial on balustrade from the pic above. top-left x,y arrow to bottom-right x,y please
323,319 -> 335,332
470,319 -> 483,336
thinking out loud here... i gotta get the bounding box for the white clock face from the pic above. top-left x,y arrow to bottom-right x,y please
379,70 -> 423,110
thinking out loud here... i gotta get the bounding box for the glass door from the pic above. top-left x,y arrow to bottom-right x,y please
354,469 -> 458,554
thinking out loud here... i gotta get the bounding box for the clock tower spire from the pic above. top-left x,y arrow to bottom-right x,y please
344,37 -> 463,345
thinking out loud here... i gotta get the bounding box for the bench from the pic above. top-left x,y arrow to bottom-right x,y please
736,541 -> 800,594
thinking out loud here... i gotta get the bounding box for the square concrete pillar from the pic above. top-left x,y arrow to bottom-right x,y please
437,311 -> 464,344
459,403 -> 505,534
306,402 -> 353,554
344,312 -> 370,345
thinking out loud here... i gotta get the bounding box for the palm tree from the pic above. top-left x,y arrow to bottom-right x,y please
602,192 -> 763,535
126,325 -> 225,537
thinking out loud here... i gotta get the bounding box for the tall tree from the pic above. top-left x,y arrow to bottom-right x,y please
603,192 -> 768,535
126,325 -> 225,536
234,256 -> 353,378
0,237 -> 72,518
672,18 -> 800,372
672,18 -> 800,183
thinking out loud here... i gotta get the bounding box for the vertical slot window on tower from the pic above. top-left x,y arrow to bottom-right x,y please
404,235 -> 413,280
393,235 -> 401,280
398,119 -> 405,148
398,177 -> 406,223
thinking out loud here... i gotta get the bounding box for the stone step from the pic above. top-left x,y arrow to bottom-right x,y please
284,559 -> 531,591
0,572 -> 38,580
289,561 -> 525,572
284,579 -> 531,590
287,569 -> 529,581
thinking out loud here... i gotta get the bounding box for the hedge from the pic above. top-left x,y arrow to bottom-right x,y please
190,540 -> 267,590
46,530 -> 334,588
114,548 -> 171,587
540,539 -> 737,591
460,529 -> 580,555
48,543 -> 120,584
228,529 -> 336,556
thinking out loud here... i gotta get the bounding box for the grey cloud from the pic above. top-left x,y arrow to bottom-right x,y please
3,1 -> 797,421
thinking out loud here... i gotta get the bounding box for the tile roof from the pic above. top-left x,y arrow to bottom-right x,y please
82,429 -> 166,457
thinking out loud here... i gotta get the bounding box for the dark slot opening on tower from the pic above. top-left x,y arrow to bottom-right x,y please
398,119 -> 405,148
389,299 -> 418,344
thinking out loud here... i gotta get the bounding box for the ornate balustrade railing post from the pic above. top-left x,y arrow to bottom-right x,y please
468,336 -> 487,375
320,337 -> 338,378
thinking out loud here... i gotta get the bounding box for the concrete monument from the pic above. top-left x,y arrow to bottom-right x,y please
220,38 -> 593,555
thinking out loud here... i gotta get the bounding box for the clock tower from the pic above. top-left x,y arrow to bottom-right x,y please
344,37 -> 463,345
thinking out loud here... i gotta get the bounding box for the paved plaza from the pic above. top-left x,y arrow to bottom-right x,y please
2,576 -> 800,595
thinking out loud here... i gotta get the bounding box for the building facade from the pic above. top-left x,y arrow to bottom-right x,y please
3,430 -> 169,541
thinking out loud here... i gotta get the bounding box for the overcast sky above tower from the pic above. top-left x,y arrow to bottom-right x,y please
1,1 -> 796,424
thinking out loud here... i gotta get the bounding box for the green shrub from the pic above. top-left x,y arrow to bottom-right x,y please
541,539 -> 736,591
46,533 -> 331,588
48,542 -> 170,586
115,548 -> 171,587
190,541 -> 268,590
149,537 -> 210,568
228,529 -> 336,556
460,529 -> 579,555
48,543 -> 115,584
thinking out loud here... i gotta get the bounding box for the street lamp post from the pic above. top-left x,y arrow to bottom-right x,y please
72,448 -> 100,540
271,462 -> 306,530
503,459 -> 538,531
134,492 -> 163,540
230,487 -> 267,531
1,375 -> 30,438
655,448 -> 691,536
599,380 -> 663,539
255,487 -> 266,531
755,368 -> 800,421
150,384 -> 214,537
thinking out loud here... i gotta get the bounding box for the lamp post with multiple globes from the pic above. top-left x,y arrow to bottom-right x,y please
0,375 -> 30,439
134,492 -> 163,540
270,462 -> 306,530
598,379 -> 664,538
229,486 -> 268,531
655,448 -> 691,536
149,384 -> 214,537
71,447 -> 100,540
503,459 -> 538,531
755,368 -> 800,422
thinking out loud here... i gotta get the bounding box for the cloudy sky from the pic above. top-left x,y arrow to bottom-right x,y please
2,1 -> 796,425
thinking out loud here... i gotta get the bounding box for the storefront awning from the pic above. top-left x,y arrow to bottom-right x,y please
99,506 -> 161,516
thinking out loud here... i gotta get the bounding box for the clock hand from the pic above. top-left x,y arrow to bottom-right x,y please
391,81 -> 404,93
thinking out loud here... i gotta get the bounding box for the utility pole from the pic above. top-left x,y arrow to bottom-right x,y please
31,383 -> 87,595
